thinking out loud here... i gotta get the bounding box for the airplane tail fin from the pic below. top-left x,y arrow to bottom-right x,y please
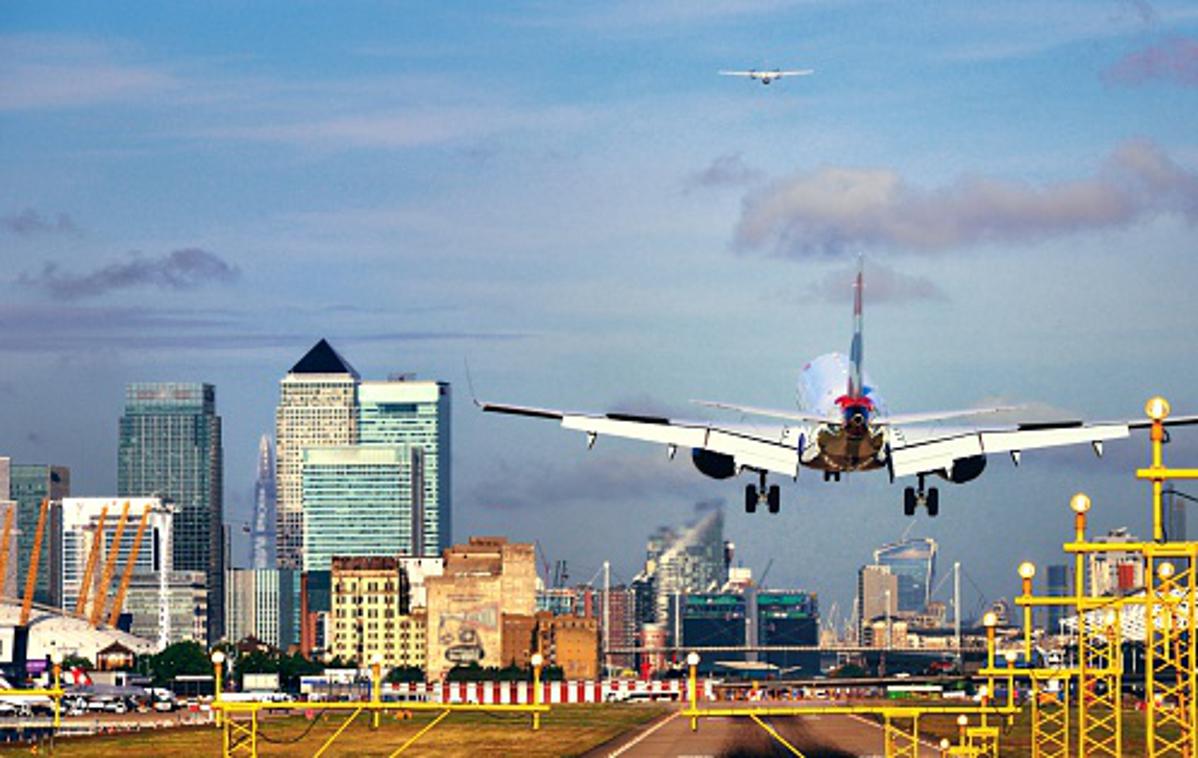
848,256 -> 864,398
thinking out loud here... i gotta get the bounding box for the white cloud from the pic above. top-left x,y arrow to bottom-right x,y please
735,140 -> 1198,256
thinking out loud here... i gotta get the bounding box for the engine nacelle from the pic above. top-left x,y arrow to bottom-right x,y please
691,449 -> 736,480
936,454 -> 987,484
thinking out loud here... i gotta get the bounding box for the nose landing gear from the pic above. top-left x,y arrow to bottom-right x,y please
745,472 -> 782,514
902,474 -> 939,517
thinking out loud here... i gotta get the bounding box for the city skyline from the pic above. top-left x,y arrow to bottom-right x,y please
3,1 -> 1198,618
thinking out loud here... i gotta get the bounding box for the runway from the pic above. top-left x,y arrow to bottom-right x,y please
585,707 -> 943,758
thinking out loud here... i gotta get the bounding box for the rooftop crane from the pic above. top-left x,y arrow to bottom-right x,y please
0,506 -> 14,598
107,504 -> 151,628
74,505 -> 108,618
90,501 -> 130,626
19,498 -> 49,626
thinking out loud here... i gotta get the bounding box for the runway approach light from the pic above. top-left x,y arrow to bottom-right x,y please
1069,492 -> 1092,514
982,611 -> 998,628
1159,561 -> 1176,580
687,652 -> 701,667
530,653 -> 544,668
211,650 -> 226,666
1146,396 -> 1171,421
1018,562 -> 1036,580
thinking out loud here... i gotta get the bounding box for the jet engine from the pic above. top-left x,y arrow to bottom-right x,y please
691,449 -> 736,480
936,454 -> 987,484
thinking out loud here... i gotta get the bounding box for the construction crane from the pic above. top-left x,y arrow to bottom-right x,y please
756,558 -> 774,588
74,505 -> 108,618
107,504 -> 151,628
90,501 -> 131,626
20,498 -> 49,626
0,506 -> 13,599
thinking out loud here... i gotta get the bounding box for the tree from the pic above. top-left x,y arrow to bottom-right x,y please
235,650 -> 279,688
385,666 -> 424,684
145,641 -> 212,687
277,652 -> 322,692
61,654 -> 93,671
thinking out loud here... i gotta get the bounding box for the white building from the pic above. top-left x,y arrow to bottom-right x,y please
60,497 -> 187,649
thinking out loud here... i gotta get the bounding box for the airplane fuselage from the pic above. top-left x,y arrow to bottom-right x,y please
796,352 -> 888,473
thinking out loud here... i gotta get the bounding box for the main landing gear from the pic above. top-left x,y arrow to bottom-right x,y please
745,471 -> 781,514
902,474 -> 939,517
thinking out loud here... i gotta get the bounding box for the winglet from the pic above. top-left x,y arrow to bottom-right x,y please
463,357 -> 482,409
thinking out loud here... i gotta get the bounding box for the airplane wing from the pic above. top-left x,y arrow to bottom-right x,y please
887,415 -> 1198,478
718,71 -> 756,76
778,69 -> 815,76
480,400 -> 804,477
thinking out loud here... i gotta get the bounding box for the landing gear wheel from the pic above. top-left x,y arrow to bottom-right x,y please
767,485 -> 781,514
926,487 -> 939,517
745,484 -> 758,514
903,487 -> 917,517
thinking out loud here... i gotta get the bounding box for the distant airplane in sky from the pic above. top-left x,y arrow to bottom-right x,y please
480,259 -> 1197,517
718,68 -> 814,85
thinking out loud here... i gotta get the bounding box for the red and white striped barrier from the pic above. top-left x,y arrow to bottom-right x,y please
382,678 -> 709,704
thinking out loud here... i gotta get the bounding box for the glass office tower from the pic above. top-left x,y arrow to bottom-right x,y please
118,382 -> 223,643
8,464 -> 69,606
873,537 -> 937,615
301,446 -> 413,571
358,380 -> 451,556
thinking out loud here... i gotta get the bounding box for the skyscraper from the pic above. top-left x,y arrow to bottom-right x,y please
857,564 -> 898,642
872,537 -> 937,615
225,568 -> 299,649
275,340 -> 452,569
251,436 -> 276,570
635,507 -> 726,636
1045,564 -> 1069,635
8,464 -> 69,606
358,379 -> 451,556
275,340 -> 359,570
301,446 -> 415,571
118,382 -> 224,642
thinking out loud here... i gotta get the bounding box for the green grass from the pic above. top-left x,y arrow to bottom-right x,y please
0,704 -> 671,758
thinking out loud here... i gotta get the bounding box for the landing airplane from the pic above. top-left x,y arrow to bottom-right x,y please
479,262 -> 1197,517
719,68 -> 813,85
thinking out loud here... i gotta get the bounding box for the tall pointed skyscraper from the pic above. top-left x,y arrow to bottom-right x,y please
251,435 -> 276,570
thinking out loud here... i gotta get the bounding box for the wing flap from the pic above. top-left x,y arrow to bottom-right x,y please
889,423 -> 1131,478
890,434 -> 984,478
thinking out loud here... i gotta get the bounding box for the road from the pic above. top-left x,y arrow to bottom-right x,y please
585,707 -> 944,758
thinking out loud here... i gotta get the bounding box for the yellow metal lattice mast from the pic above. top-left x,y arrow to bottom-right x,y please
1136,396 -> 1198,758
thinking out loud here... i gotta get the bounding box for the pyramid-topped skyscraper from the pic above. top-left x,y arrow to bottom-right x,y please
274,339 -> 451,571
275,340 -> 360,569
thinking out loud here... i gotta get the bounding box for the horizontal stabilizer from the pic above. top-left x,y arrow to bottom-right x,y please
879,406 -> 1021,426
691,399 -> 835,425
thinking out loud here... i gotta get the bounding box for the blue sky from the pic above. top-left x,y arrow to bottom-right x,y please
3,1 -> 1198,625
